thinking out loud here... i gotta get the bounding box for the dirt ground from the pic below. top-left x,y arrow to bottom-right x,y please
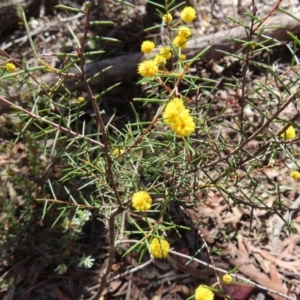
1,0 -> 300,299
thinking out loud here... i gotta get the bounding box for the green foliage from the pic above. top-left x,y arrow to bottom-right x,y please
0,1 -> 299,299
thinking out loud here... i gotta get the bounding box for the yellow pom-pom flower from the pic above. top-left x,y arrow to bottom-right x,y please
141,40 -> 155,54
291,171 -> 300,181
138,59 -> 158,77
112,148 -> 124,156
180,54 -> 187,60
222,274 -> 233,284
154,55 -> 166,67
171,113 -> 195,137
5,62 -> 16,72
173,35 -> 187,49
195,285 -> 214,300
178,26 -> 191,38
160,47 -> 172,60
77,96 -> 85,102
163,97 -> 185,123
162,13 -> 173,23
180,6 -> 196,23
132,191 -> 152,211
280,125 -> 296,140
163,98 -> 195,137
150,238 -> 170,259
112,148 -> 120,156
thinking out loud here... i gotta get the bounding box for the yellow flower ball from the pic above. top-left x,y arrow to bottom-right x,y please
5,62 -> 16,72
132,191 -> 152,212
280,125 -> 296,140
112,148 -> 124,156
222,274 -> 233,284
112,148 -> 120,156
173,35 -> 187,49
180,54 -> 187,60
77,96 -> 85,102
163,97 -> 185,123
141,40 -> 155,54
178,26 -> 191,38
180,6 -> 196,23
154,55 -> 166,67
150,238 -> 170,258
160,47 -> 172,60
162,13 -> 173,23
163,98 -> 195,137
291,171 -> 300,181
195,285 -> 214,300
171,114 -> 195,137
138,59 -> 158,77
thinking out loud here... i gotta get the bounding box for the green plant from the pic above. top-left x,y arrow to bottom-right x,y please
0,1 -> 299,299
